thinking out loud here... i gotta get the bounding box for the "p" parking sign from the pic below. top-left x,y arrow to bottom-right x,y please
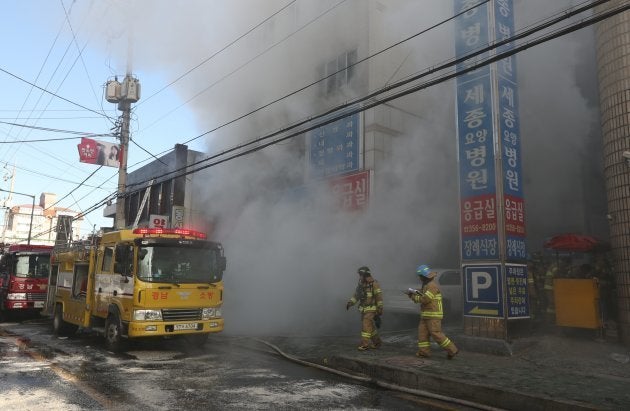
463,264 -> 503,317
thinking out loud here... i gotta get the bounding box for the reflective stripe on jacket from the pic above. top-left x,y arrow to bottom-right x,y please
544,265 -> 557,291
412,280 -> 443,319
349,277 -> 383,313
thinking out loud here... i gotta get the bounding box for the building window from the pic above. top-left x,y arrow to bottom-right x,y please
322,49 -> 358,96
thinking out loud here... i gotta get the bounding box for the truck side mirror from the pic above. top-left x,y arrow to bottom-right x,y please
218,256 -> 227,272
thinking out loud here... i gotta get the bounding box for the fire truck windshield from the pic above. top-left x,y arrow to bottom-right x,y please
14,254 -> 51,278
137,245 -> 223,284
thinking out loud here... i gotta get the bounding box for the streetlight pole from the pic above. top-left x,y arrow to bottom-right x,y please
0,188 -> 35,245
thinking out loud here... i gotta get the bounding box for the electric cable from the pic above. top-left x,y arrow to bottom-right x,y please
138,0 -> 298,107
139,0 -> 349,134
56,0 -> 622,223
11,0 -> 487,218
178,0 -> 492,146
0,160 -> 111,189
0,120 -> 116,138
121,0 -> 492,169
125,0 -> 620,191
59,0 -> 110,120
0,67 -> 114,120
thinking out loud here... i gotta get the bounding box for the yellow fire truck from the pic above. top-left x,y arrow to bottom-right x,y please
47,227 -> 226,351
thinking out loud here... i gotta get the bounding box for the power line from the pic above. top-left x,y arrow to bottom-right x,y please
69,0 -> 623,222
60,0 -> 109,120
0,120 -> 116,138
0,66 -> 115,120
123,0 -> 490,176
139,0 -> 348,134
0,160 -> 112,189
138,0 -> 297,107
179,0 -> 491,146
124,0 -> 622,192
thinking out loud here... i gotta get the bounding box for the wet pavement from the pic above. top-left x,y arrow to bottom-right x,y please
262,324 -> 630,410
2,317 -> 630,410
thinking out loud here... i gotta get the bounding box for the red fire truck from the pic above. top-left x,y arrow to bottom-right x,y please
0,244 -> 53,320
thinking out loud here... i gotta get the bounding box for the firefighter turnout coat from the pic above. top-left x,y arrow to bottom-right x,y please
347,276 -> 383,349
410,278 -> 458,358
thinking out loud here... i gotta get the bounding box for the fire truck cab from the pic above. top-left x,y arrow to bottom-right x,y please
0,244 -> 53,320
47,227 -> 226,351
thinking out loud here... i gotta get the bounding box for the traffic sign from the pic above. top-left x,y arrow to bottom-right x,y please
463,264 -> 503,318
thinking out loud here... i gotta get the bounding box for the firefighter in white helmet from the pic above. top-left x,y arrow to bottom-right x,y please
346,266 -> 384,351
407,264 -> 459,359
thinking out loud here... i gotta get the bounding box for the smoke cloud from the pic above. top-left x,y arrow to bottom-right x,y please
76,0 -> 606,336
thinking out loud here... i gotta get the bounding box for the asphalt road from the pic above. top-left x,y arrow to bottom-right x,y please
0,317 -> 458,410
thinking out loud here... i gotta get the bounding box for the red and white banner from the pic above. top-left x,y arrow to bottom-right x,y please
329,170 -> 370,211
77,137 -> 122,168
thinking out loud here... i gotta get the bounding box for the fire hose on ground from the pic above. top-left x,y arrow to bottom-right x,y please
253,338 -> 504,411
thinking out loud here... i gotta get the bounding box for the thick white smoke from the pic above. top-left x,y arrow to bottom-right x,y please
74,0 -> 605,335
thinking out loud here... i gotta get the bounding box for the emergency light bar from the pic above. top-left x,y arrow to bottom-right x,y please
132,228 -> 207,239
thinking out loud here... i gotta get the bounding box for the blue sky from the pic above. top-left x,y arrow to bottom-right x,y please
0,1 -> 206,233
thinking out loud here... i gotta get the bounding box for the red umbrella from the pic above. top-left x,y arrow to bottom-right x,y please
543,233 -> 600,252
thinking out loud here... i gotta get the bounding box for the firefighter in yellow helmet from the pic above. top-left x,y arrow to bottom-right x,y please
407,264 -> 459,359
346,266 -> 384,351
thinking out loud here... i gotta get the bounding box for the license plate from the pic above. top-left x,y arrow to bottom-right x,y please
173,323 -> 198,331
34,301 -> 44,308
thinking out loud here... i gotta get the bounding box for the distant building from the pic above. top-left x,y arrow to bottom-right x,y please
1,193 -> 82,246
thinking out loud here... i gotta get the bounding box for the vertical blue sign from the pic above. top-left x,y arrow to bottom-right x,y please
455,0 -> 499,260
309,113 -> 360,178
494,0 -> 527,261
455,0 -> 526,263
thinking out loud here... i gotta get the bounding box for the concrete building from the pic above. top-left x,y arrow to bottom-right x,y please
1,193 -> 82,246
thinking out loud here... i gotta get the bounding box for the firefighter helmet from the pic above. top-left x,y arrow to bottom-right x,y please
358,266 -> 371,276
416,264 -> 435,279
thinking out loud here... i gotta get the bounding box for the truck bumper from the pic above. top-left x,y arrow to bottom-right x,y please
127,318 -> 224,338
4,300 -> 45,310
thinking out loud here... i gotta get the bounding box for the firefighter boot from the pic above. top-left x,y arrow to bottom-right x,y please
447,350 -> 459,359
372,336 -> 382,349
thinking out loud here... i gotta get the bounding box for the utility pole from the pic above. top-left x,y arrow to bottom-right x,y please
116,99 -> 131,229
106,75 -> 140,229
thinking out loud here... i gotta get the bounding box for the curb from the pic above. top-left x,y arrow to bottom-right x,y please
326,355 -> 604,411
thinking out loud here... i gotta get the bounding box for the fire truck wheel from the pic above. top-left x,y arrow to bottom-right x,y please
53,304 -> 77,337
105,312 -> 124,352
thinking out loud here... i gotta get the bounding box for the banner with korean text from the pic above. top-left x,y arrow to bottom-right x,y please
309,113 -> 361,178
329,170 -> 370,212
455,0 -> 525,263
455,0 -> 527,319
455,0 -> 498,261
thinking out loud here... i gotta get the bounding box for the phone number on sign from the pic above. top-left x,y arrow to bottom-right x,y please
463,223 -> 497,234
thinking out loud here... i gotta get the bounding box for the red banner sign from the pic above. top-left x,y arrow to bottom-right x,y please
329,170 -> 370,211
